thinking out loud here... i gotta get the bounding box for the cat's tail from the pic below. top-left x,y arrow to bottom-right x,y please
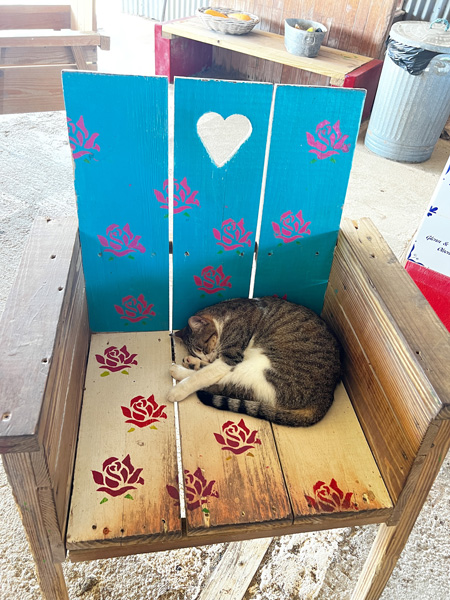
196,390 -> 330,427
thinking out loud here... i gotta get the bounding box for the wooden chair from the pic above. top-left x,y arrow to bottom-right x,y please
0,4 -> 109,114
0,73 -> 449,600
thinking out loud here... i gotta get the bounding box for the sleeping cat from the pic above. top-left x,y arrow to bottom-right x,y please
167,296 -> 341,427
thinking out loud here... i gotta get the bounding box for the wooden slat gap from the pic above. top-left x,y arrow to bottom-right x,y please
249,82 -> 276,298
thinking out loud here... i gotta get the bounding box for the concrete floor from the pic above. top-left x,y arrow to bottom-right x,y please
1,3 -> 450,599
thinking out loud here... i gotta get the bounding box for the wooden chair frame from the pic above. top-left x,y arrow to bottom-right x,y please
1,214 -> 449,599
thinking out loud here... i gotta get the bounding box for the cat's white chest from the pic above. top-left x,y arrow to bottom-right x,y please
221,341 -> 276,405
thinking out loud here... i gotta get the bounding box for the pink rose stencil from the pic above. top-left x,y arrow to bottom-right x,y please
306,120 -> 351,160
98,223 -> 146,257
154,177 -> 200,215
67,116 -> 100,160
194,265 -> 232,294
213,218 -> 253,252
272,210 -> 311,244
114,294 -> 155,322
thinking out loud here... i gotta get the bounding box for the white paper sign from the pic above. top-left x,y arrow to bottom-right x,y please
407,156 -> 450,277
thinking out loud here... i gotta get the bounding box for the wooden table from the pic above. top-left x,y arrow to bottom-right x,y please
155,17 -> 382,119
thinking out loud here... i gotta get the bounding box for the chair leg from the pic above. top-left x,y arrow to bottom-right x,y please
2,453 -> 69,600
351,420 -> 450,600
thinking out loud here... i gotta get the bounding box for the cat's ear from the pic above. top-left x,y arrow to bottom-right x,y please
174,327 -> 186,339
188,315 -> 210,331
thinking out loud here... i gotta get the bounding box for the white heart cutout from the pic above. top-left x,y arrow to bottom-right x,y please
197,112 -> 252,168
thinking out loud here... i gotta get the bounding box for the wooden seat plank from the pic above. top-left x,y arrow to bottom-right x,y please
162,18 -> 373,83
67,332 -> 182,550
174,391 -> 293,536
273,384 -> 393,524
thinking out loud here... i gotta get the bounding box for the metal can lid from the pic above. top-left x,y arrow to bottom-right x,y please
390,20 -> 450,53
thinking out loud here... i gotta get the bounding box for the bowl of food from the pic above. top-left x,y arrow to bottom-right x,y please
285,18 -> 327,57
197,7 -> 259,35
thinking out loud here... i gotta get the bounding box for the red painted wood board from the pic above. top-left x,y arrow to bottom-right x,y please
405,261 -> 450,332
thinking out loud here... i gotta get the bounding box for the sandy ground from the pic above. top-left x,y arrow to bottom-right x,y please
1,3 -> 450,599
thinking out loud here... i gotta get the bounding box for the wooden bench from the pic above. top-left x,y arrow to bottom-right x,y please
1,73 -> 449,600
155,17 -> 382,119
0,4 -> 109,114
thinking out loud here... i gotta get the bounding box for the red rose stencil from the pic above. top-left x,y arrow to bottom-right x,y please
92,454 -> 144,501
121,394 -> 167,429
166,467 -> 219,512
305,478 -> 357,513
95,345 -> 138,375
214,419 -> 262,455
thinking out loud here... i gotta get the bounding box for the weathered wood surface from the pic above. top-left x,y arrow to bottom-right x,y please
70,0 -> 97,32
39,231 -> 89,533
272,384 -> 392,524
0,218 -> 84,453
351,419 -> 450,600
174,347 -> 391,538
210,0 -> 397,84
69,508 -> 391,563
197,538 -> 272,600
175,391 -> 293,536
67,332 -> 181,550
0,64 -> 70,114
0,4 -> 71,30
162,18 -> 372,84
0,45 -> 97,66
0,216 -> 88,548
0,29 -> 103,48
341,219 -> 450,421
323,219 -> 450,505
3,452 -> 69,599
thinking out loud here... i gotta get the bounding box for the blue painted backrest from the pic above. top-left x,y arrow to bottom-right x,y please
62,72 -> 365,332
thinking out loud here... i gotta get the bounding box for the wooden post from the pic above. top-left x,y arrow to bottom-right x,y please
351,419 -> 450,600
70,0 -> 96,31
3,452 -> 68,600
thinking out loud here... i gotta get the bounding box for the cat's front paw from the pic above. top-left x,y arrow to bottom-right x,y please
182,355 -> 203,370
167,385 -> 188,403
169,363 -> 191,381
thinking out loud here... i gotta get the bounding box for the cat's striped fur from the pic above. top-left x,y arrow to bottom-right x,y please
168,297 -> 341,427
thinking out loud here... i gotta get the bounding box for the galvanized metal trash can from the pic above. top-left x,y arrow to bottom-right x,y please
365,19 -> 450,163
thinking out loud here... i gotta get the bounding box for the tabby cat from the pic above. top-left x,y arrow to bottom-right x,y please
168,296 -> 341,427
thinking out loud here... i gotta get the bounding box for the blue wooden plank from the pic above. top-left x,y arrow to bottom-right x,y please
62,72 -> 169,332
171,78 -> 273,329
253,85 -> 365,313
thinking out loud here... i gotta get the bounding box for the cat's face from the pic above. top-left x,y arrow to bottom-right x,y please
175,315 -> 218,363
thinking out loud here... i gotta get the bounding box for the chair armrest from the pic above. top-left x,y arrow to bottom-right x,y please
323,218 -> 450,504
0,217 -> 89,454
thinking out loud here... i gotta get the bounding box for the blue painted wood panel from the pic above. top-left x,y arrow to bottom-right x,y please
62,72 -> 169,332
172,78 -> 273,330
253,85 -> 365,314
